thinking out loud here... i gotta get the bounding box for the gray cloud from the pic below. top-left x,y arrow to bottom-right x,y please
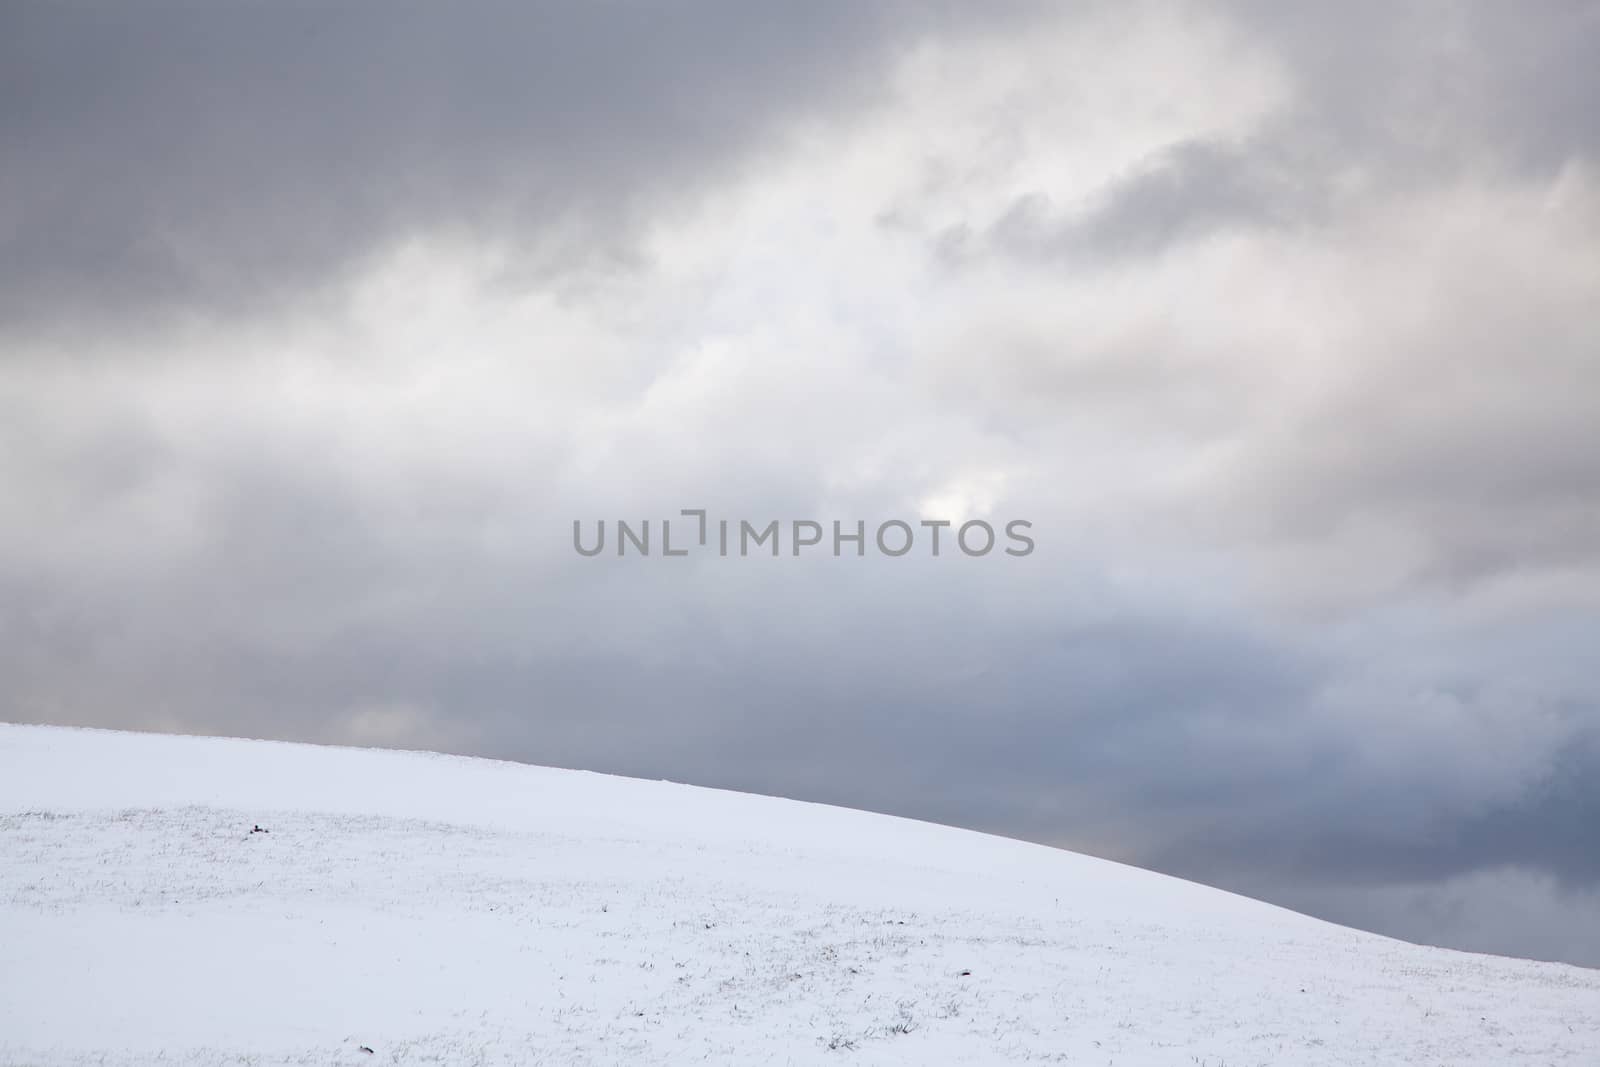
938,3 -> 1600,267
943,136 -> 1320,267
1236,1 -> 1600,173
2,1 -> 1028,334
1270,866 -> 1600,967
917,6 -> 1600,600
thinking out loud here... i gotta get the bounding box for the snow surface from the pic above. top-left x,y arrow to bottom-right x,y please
1,724 -> 1595,1066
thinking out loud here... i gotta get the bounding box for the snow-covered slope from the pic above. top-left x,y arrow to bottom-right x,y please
1,724 -> 1594,1066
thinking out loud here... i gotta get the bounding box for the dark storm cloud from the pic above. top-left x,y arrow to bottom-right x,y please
1147,710 -> 1600,892
1445,731 -> 1600,887
0,1 -> 1009,333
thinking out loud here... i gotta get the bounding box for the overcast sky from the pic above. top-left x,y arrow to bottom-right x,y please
4,1 -> 1598,966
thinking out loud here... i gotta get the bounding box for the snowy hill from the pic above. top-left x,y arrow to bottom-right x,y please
1,724 -> 1595,1066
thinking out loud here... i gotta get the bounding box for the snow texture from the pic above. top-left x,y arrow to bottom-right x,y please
2,724 -> 1596,1065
